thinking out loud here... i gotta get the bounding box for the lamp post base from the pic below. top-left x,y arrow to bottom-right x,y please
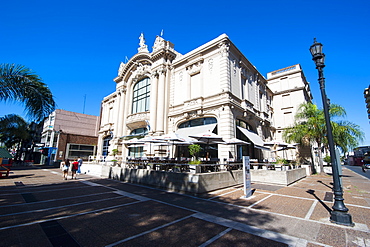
330,210 -> 354,227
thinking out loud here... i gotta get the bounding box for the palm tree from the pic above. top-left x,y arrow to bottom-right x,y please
0,63 -> 55,121
283,102 -> 364,173
0,114 -> 30,160
332,121 -> 364,154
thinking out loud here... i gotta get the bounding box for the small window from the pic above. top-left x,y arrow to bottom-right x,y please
102,136 -> 112,156
67,144 -> 96,160
236,119 -> 253,131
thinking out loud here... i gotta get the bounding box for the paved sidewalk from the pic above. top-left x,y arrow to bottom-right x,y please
0,165 -> 369,247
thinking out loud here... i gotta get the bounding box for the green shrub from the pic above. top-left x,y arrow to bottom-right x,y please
323,156 -> 331,164
275,158 -> 288,164
112,149 -> 119,157
188,144 -> 201,159
189,160 -> 201,165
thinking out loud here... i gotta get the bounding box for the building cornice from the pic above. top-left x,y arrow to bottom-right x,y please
271,86 -> 306,96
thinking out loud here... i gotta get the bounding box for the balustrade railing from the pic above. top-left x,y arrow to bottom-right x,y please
92,159 -> 301,173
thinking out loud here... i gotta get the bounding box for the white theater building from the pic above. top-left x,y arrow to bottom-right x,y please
97,33 -> 312,163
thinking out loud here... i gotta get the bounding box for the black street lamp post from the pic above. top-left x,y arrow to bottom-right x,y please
309,38 -> 354,226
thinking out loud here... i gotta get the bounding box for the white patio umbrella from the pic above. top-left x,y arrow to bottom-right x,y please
159,132 -> 187,142
189,131 -> 224,159
189,132 -> 224,144
264,140 -> 290,161
272,143 -> 297,158
158,133 -> 187,158
276,144 -> 298,151
221,138 -> 250,145
264,140 -> 289,147
139,136 -> 166,156
277,144 -> 298,160
122,138 -> 145,145
122,138 -> 145,158
218,138 -> 250,161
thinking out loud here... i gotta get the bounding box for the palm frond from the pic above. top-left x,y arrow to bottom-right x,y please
0,63 -> 55,121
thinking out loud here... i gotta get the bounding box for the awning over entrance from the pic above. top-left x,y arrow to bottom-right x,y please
176,124 -> 217,141
237,126 -> 269,150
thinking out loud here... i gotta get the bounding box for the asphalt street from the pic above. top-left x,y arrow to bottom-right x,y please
345,165 -> 370,180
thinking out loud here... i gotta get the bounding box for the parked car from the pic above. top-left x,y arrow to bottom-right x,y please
361,152 -> 370,171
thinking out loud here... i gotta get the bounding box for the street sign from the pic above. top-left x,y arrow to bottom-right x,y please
243,156 -> 252,198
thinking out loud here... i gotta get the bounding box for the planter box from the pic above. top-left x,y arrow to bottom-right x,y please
250,168 -> 306,186
189,165 -> 202,173
80,163 -> 307,194
84,164 -> 307,194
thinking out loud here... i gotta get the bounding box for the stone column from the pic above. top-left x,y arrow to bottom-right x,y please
101,103 -> 106,124
218,104 -> 235,162
97,133 -> 104,157
218,40 -> 231,92
156,68 -> 166,135
149,73 -> 158,133
108,94 -> 119,148
116,89 -> 126,138
186,68 -> 191,99
163,66 -> 171,132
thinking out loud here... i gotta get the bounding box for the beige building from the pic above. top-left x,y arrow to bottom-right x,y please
97,33 -> 312,163
41,109 -> 100,163
267,65 -> 313,160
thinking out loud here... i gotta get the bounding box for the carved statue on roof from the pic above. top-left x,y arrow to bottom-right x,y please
118,62 -> 125,76
138,33 -> 149,53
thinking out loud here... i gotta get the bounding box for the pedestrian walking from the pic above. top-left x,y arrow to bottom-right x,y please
60,159 -> 70,180
71,159 -> 79,179
362,163 -> 367,173
77,157 -> 83,174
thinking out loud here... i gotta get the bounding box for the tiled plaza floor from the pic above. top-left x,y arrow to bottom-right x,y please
0,165 -> 369,246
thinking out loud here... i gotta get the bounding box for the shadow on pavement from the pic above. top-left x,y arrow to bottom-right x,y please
307,189 -> 332,213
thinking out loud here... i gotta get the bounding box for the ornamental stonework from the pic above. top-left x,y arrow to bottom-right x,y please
126,112 -> 149,127
186,59 -> 204,75
132,63 -> 151,81
218,40 -> 230,57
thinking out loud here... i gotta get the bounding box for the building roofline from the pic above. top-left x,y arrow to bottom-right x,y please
173,33 -> 229,64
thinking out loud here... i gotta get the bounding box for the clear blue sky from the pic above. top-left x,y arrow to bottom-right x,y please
1,0 -> 370,147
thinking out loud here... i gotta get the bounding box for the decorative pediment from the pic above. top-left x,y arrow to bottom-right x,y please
152,36 -> 166,52
132,62 -> 151,81
152,35 -> 175,53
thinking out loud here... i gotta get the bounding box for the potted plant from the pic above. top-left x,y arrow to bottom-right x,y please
110,149 -> 119,166
111,149 -> 119,157
188,144 -> 201,173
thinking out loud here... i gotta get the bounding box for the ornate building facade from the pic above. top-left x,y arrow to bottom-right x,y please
97,33 -> 312,163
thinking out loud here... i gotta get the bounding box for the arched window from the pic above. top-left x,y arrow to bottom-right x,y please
132,78 -> 150,114
130,127 -> 148,137
178,117 -> 217,129
177,117 -> 218,160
